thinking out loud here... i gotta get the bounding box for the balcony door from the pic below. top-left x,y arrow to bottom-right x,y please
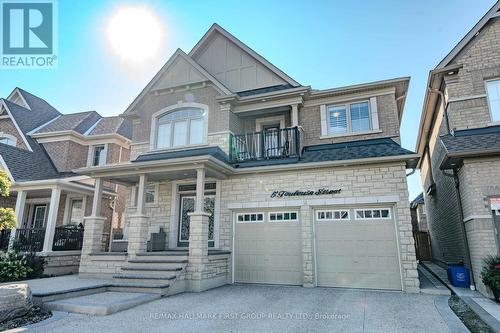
28,204 -> 47,229
256,115 -> 286,159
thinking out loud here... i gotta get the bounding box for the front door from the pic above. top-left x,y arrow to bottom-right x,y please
178,194 -> 215,247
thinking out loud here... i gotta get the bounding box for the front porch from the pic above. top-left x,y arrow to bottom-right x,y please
78,156 -> 233,292
6,180 -> 115,275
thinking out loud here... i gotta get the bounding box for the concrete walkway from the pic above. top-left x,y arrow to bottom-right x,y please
18,285 -> 462,333
422,261 -> 500,332
0,275 -> 112,295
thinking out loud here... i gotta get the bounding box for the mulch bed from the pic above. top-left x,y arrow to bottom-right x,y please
449,295 -> 494,333
0,306 -> 52,331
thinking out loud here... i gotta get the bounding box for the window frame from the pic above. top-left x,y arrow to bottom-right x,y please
354,208 -> 392,220
316,209 -> 350,222
236,212 -> 264,224
131,182 -> 159,207
485,78 -> 500,123
268,211 -> 299,223
90,144 -> 107,167
326,100 -> 372,136
151,104 -> 209,151
0,133 -> 17,146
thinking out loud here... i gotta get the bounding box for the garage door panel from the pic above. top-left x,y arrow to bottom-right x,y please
315,208 -> 401,291
235,215 -> 302,286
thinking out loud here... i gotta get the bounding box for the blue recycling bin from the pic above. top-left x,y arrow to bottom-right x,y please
447,265 -> 470,288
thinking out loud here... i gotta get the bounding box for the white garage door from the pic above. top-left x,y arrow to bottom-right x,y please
234,211 -> 302,285
315,207 -> 402,290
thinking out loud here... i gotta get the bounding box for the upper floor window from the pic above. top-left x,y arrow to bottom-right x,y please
327,101 -> 371,135
156,108 -> 206,149
486,79 -> 500,121
92,145 -> 106,166
0,136 -> 16,146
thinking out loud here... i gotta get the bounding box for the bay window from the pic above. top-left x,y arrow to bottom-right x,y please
155,108 -> 207,149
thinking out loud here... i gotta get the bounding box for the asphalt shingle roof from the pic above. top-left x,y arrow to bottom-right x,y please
134,146 -> 229,163
441,125 -> 500,153
88,116 -> 132,139
35,111 -> 100,134
133,138 -> 418,169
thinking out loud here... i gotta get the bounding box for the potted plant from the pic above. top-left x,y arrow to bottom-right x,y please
480,255 -> 500,303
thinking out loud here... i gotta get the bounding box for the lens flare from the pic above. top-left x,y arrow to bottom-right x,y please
105,6 -> 165,66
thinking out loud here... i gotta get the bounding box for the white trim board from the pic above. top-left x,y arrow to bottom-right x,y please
0,99 -> 33,151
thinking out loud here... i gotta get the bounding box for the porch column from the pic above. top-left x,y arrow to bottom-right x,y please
82,178 -> 106,254
187,167 -> 210,291
8,190 -> 27,250
291,104 -> 299,127
127,174 -> 149,255
42,187 -> 61,253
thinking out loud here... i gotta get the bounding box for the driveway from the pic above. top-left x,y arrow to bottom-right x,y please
27,285 -> 456,333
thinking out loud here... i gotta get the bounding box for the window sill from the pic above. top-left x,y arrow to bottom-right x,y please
129,203 -> 159,209
320,129 -> 382,139
147,143 -> 209,154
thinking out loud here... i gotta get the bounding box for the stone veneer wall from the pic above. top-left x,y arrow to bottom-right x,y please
81,161 -> 418,292
218,161 -> 419,292
42,252 -> 81,276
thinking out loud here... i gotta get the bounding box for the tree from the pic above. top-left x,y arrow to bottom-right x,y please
0,170 -> 15,230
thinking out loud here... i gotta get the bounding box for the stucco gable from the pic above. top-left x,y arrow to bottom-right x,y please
190,24 -> 300,93
123,49 -> 230,115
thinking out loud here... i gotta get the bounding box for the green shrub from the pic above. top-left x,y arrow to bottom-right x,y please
23,252 -> 46,279
0,251 -> 33,282
481,255 -> 500,289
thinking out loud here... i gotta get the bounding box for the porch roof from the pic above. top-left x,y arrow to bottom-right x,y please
75,151 -> 233,185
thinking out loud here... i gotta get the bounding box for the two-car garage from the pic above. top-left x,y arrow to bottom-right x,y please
234,207 -> 402,291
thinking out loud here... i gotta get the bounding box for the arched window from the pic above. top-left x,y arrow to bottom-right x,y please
155,108 -> 207,149
0,134 -> 16,146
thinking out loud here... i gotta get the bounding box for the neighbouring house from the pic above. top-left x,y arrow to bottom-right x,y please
75,23 -> 420,294
415,2 -> 500,296
410,193 -> 427,232
0,87 -> 132,275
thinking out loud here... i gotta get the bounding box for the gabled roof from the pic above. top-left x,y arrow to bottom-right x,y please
87,116 -> 132,139
436,1 -> 500,69
123,49 -> 231,115
189,24 -> 300,88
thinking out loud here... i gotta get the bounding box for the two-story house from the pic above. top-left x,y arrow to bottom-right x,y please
415,2 -> 500,296
0,87 -> 131,275
77,24 -> 419,294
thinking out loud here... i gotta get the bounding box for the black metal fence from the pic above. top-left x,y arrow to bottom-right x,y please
0,229 -> 11,251
52,227 -> 84,251
229,127 -> 301,162
15,228 -> 45,252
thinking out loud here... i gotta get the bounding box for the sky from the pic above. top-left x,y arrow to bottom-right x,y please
0,0 -> 497,200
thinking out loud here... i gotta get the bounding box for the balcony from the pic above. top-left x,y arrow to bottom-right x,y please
229,126 -> 302,163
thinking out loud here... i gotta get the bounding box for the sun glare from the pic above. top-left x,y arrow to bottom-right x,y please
105,6 -> 165,66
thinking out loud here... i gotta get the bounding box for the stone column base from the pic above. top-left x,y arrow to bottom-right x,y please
127,214 -> 149,256
82,216 -> 106,255
187,212 -> 210,283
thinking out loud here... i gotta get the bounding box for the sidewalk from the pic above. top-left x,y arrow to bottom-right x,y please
422,261 -> 500,333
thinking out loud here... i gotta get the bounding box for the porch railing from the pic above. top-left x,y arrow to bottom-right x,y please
0,229 -> 11,251
52,226 -> 84,251
229,126 -> 301,163
15,228 -> 45,252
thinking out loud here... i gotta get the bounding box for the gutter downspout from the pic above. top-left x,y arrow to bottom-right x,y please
443,169 -> 476,290
427,87 -> 451,136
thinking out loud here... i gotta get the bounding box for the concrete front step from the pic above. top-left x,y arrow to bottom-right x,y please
128,258 -> 188,264
113,276 -> 176,285
44,291 -> 161,316
122,266 -> 183,272
109,282 -> 170,295
136,251 -> 188,256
